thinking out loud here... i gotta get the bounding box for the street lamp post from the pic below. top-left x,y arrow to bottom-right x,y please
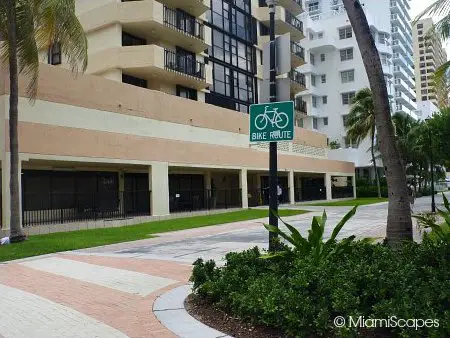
267,0 -> 278,251
426,118 -> 436,213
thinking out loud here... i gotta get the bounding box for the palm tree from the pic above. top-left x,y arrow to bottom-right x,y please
1,0 -> 87,242
342,0 -> 413,245
345,88 -> 381,198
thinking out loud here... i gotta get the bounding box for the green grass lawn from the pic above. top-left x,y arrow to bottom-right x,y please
0,209 -> 308,263
303,197 -> 388,207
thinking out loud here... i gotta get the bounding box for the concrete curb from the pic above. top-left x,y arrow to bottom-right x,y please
153,284 -> 232,338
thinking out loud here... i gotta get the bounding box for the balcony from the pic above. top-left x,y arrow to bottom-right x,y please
259,0 -> 304,16
80,0 -> 211,53
87,44 -> 212,90
395,91 -> 416,110
256,6 -> 305,41
278,0 -> 304,16
394,78 -> 416,100
291,42 -> 305,67
157,0 -> 210,17
392,53 -> 414,77
289,70 -> 306,94
294,97 -> 307,115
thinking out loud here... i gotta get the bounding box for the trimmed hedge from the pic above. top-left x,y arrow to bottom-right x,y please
191,240 -> 449,337
356,185 -> 388,198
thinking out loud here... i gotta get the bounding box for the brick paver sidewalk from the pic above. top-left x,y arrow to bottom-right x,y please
0,254 -> 192,338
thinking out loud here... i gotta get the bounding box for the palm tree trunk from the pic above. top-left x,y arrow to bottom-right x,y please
6,0 -> 25,241
343,0 -> 412,244
370,125 -> 381,198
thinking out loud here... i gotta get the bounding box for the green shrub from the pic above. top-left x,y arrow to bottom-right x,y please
264,207 -> 359,263
356,185 -> 389,198
191,239 -> 449,337
414,193 -> 450,243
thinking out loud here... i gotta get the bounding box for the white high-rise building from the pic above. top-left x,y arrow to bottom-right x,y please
298,0 -> 416,179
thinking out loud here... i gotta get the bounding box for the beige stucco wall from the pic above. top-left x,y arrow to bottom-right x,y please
0,64 -> 353,175
6,65 -> 327,149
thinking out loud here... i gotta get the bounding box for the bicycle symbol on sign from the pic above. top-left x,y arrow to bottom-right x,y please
254,106 -> 289,131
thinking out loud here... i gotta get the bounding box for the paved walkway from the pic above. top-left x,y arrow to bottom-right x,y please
0,193 -> 447,337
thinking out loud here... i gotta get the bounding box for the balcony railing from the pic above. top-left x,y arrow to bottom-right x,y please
164,49 -> 206,80
163,6 -> 204,40
22,191 -> 151,226
290,42 -> 305,59
285,11 -> 304,34
294,97 -> 307,113
289,70 -> 306,87
169,188 -> 242,212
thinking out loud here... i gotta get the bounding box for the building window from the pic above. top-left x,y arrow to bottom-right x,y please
323,117 -> 328,126
122,74 -> 147,88
48,42 -> 61,65
417,23 -> 423,29
308,1 -> 319,12
320,53 -> 325,62
340,48 -> 353,61
341,70 -> 355,83
321,74 -> 326,83
378,32 -> 388,44
311,75 -> 316,86
176,85 -> 197,101
420,56 -> 424,61
418,30 -> 423,35
422,96 -> 427,100
339,26 -> 352,39
313,117 -> 318,129
310,53 -> 315,65
318,32 -> 324,38
323,96 -> 328,104
342,92 -> 355,105
312,96 -> 317,108
211,0 -> 256,43
380,53 -> 389,65
211,29 -> 255,73
343,115 -> 349,127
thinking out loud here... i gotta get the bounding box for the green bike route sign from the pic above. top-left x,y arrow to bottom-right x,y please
249,101 -> 295,143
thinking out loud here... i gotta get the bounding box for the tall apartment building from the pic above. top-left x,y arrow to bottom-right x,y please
412,18 -> 448,108
298,0 -> 416,180
0,0 -> 356,232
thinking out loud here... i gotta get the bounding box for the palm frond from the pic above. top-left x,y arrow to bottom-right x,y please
414,0 -> 450,24
34,0 -> 88,73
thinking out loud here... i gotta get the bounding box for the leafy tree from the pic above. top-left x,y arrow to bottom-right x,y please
1,0 -> 87,241
345,88 -> 381,198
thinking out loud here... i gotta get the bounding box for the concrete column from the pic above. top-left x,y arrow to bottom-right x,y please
352,174 -> 357,198
239,169 -> 248,209
288,170 -> 295,204
149,162 -> 170,216
1,152 -> 10,230
325,173 -> 333,201
118,171 -> 125,212
205,170 -> 212,190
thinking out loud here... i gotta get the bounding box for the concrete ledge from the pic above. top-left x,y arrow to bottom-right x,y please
153,284 -> 231,338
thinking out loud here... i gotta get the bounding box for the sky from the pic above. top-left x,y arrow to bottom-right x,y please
409,0 -> 433,18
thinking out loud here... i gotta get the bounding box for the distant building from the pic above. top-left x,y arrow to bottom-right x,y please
415,100 -> 439,120
412,18 -> 449,108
